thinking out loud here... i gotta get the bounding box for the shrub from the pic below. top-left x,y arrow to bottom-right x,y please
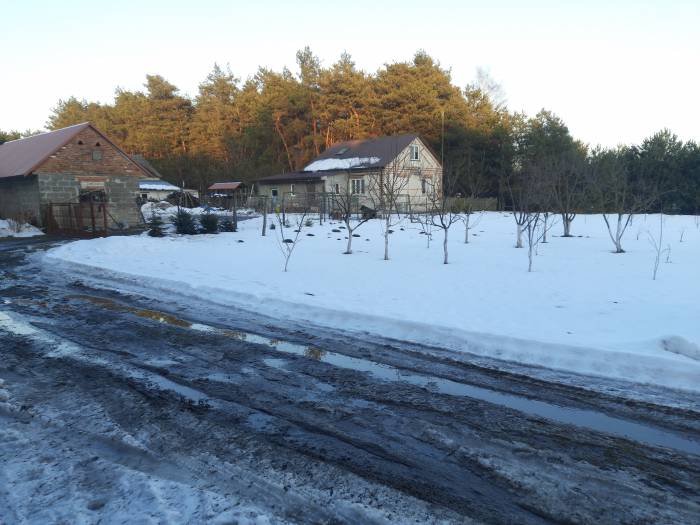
199,212 -> 219,234
305,218 -> 314,227
147,211 -> 165,237
219,217 -> 235,232
171,209 -> 197,235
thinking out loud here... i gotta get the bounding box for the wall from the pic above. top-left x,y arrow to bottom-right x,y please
0,176 -> 41,224
34,127 -> 145,228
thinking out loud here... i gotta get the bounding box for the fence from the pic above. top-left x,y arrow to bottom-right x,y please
42,202 -> 109,237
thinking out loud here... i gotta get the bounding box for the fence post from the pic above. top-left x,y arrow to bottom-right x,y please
89,201 -> 96,235
102,203 -> 108,234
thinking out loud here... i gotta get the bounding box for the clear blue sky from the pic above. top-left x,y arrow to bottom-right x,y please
2,0 -> 698,147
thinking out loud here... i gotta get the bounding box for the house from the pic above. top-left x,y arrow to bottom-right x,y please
138,179 -> 181,202
208,181 -> 249,208
255,134 -> 442,210
132,154 -> 199,202
0,122 -> 149,232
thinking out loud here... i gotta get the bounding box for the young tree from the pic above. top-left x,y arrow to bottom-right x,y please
273,207 -> 309,272
427,167 -> 461,264
592,147 -> 657,253
330,179 -> 372,254
548,146 -> 589,237
368,154 -> 411,260
456,146 -> 488,244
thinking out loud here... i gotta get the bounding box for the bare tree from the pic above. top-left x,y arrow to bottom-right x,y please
273,206 -> 309,272
368,154 -> 410,261
592,147 -> 657,253
647,213 -> 666,280
523,211 -> 557,272
506,164 -> 546,249
457,148 -> 488,244
330,179 -> 372,254
548,148 -> 589,237
427,168 -> 461,264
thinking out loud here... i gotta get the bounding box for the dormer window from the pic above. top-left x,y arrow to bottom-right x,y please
410,145 -> 419,161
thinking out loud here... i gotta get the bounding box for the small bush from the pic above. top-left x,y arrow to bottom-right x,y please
171,209 -> 197,235
200,212 -> 219,234
147,212 -> 165,237
220,217 -> 235,232
305,218 -> 314,227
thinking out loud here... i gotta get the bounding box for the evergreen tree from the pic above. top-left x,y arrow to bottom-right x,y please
147,211 -> 166,237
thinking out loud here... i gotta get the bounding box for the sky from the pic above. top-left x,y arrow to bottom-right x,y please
2,0 -> 698,147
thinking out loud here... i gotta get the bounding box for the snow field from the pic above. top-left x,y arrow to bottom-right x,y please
46,212 -> 700,392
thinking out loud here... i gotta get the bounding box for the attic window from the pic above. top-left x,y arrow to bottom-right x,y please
410,145 -> 420,161
335,147 -> 349,155
92,150 -> 103,161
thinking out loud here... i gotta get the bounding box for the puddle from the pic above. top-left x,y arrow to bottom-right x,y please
229,331 -> 700,456
262,357 -> 288,369
75,295 -> 700,456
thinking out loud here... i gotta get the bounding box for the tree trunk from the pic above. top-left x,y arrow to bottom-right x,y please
345,224 -> 353,254
615,215 -> 625,253
261,198 -> 267,236
443,228 -> 449,264
542,213 -> 549,243
516,224 -> 524,248
562,215 -> 572,237
384,215 -> 390,260
464,214 -> 470,244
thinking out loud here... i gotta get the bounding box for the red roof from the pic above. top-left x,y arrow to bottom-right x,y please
208,182 -> 243,191
0,122 -> 149,179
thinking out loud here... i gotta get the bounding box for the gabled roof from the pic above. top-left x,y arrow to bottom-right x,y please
208,182 -> 244,191
302,133 -> 419,172
0,122 -> 149,179
132,154 -> 164,179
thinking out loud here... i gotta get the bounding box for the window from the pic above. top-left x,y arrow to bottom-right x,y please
351,178 -> 365,195
334,183 -> 340,194
410,144 -> 419,161
271,188 -> 278,197
92,149 -> 103,161
421,179 -> 427,194
290,184 -> 295,195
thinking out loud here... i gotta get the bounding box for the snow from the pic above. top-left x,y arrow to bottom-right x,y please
0,218 -> 43,238
303,156 -> 381,171
141,202 -> 257,220
139,181 -> 180,191
45,212 -> 700,392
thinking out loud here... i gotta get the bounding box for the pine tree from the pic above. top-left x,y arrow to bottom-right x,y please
147,211 -> 166,237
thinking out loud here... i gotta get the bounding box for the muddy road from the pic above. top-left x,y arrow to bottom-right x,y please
1,238 -> 699,524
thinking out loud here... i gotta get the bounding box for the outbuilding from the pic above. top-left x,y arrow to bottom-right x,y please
0,122 -> 149,234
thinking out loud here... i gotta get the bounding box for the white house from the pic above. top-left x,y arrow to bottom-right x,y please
256,134 -> 442,209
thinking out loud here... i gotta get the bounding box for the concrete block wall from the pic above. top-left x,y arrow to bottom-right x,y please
0,176 -> 41,224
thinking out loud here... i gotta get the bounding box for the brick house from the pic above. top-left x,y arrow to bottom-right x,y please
0,123 -> 149,230
255,134 -> 442,210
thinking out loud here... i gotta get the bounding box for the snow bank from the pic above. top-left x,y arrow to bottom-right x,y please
141,202 -> 257,219
303,157 -> 380,171
46,213 -> 700,392
0,218 -> 43,238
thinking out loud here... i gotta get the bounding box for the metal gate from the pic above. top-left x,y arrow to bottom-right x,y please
43,202 -> 109,237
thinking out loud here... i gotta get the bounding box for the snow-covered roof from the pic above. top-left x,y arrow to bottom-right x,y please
303,157 -> 381,172
139,179 -> 179,191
